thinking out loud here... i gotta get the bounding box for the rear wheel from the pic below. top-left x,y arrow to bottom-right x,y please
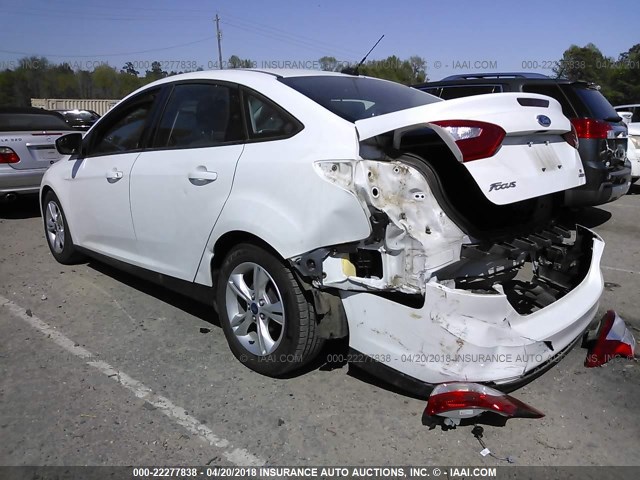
43,191 -> 84,265
216,243 -> 323,376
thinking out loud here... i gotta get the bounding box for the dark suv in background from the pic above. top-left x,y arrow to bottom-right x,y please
414,73 -> 631,207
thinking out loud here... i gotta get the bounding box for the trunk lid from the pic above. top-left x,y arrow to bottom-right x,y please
1,131 -> 69,170
356,92 -> 585,205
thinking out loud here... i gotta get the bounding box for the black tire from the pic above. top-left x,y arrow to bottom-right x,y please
216,242 -> 324,377
42,191 -> 84,265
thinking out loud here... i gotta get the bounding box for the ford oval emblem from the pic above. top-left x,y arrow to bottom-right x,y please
537,115 -> 551,127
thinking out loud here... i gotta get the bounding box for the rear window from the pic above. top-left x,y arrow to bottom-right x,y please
0,113 -> 71,131
563,85 -> 619,121
279,76 -> 440,122
522,84 -> 576,118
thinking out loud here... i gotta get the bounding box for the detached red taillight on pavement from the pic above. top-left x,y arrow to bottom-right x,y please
432,120 -> 506,162
585,310 -> 637,368
423,382 -> 544,428
0,147 -> 20,164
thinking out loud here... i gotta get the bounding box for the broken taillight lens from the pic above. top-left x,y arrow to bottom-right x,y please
585,310 -> 637,368
432,120 -> 506,162
562,124 -> 579,149
425,383 -> 544,420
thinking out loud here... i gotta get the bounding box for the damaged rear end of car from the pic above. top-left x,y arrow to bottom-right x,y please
292,91 -> 604,393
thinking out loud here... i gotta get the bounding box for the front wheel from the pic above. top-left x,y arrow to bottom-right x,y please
43,191 -> 84,265
216,243 -> 323,377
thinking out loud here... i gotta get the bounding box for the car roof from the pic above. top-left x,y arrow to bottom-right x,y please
144,68 -> 348,86
414,73 -> 589,89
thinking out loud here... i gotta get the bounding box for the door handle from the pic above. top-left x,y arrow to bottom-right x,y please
188,168 -> 218,185
106,169 -> 123,183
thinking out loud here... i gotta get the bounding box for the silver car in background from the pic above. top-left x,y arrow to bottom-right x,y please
0,107 -> 73,201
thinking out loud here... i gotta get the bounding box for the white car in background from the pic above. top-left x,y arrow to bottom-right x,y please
615,105 -> 640,182
41,70 -> 603,394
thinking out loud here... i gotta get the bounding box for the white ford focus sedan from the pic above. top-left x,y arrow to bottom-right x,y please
41,69 -> 604,394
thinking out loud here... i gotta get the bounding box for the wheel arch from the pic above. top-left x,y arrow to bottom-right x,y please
210,230 -> 283,283
207,229 -> 349,340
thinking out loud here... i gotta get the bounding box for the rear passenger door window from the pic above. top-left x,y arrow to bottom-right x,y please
242,90 -> 301,140
152,83 -> 244,149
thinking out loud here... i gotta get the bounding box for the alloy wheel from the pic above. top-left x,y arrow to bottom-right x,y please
225,262 -> 285,356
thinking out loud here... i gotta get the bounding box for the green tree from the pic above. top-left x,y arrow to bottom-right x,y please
145,61 -> 167,81
49,63 -> 79,98
0,69 -> 16,106
553,43 -> 609,84
117,70 -> 143,97
92,64 -> 119,98
228,55 -> 254,68
121,62 -> 139,76
319,56 -> 339,72
356,55 -> 427,84
610,43 -> 640,105
409,55 -> 427,83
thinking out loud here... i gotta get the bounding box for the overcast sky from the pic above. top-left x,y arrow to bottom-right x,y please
1,0 -> 638,80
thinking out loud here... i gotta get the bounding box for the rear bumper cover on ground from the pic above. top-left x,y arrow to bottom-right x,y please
341,227 -> 604,388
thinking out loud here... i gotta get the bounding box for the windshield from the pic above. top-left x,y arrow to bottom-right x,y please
63,111 -> 100,122
279,76 -> 440,122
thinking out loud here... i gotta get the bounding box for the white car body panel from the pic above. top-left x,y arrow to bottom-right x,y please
41,70 -> 604,389
194,130 -> 371,285
343,232 -> 604,385
129,144 -> 244,281
627,124 -> 640,178
65,153 -> 139,261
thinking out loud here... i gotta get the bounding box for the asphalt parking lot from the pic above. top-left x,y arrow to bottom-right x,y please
1,187 -> 639,468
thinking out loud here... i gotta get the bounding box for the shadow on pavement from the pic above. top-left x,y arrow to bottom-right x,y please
558,206 -> 612,229
86,260 -> 218,326
84,257 -> 424,398
0,194 -> 41,219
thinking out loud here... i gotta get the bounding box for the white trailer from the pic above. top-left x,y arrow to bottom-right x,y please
31,98 -> 119,116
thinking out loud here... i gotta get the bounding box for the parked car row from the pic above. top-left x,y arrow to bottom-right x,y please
37,69 -> 610,395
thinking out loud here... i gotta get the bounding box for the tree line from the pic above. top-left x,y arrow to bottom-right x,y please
0,43 -> 638,108
552,43 -> 640,105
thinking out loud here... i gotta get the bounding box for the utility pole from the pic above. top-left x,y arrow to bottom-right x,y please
215,14 -> 223,69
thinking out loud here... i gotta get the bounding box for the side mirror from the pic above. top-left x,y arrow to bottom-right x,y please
56,133 -> 83,155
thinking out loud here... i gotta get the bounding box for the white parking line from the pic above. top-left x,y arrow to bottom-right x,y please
0,294 -> 265,467
602,265 -> 638,275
